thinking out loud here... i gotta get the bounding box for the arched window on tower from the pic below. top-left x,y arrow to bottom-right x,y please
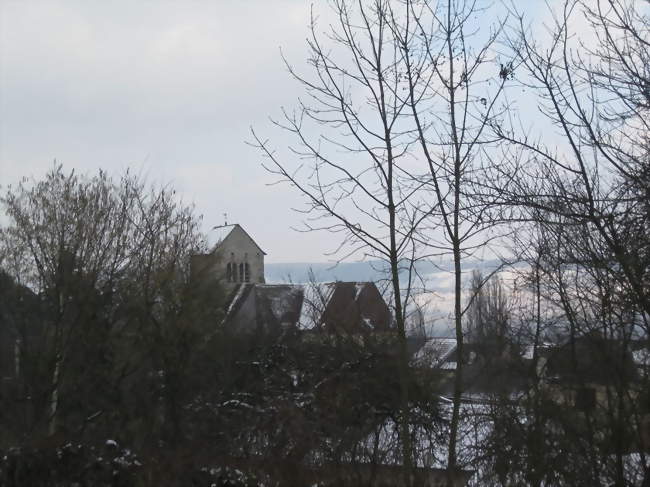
244,263 -> 250,282
239,263 -> 244,283
226,263 -> 232,282
232,262 -> 238,282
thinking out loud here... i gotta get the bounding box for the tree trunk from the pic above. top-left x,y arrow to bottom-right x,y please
448,241 -> 463,478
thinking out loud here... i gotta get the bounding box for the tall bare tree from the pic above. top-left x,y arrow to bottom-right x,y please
252,1 -> 435,476
494,0 -> 649,322
253,0 -> 513,479
482,0 -> 650,483
392,0 -> 513,474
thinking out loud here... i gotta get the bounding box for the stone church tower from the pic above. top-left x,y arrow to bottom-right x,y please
190,224 -> 266,285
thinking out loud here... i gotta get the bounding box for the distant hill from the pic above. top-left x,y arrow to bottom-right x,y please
265,258 -> 503,286
265,261 -> 389,284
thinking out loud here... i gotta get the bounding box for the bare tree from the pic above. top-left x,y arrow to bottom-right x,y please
392,0 -> 513,474
495,0 -> 649,323
252,0 -> 513,479
1,167 -> 137,435
480,1 -> 650,482
252,1 -> 433,477
0,165 -> 216,441
464,270 -> 510,350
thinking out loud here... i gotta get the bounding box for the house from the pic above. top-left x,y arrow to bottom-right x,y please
411,337 -> 529,400
299,281 -> 392,333
191,224 -> 266,286
223,284 -> 304,334
222,281 -> 393,336
410,337 -> 457,370
535,331 -> 639,411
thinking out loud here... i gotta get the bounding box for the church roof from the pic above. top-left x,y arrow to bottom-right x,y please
208,223 -> 266,255
209,224 -> 236,246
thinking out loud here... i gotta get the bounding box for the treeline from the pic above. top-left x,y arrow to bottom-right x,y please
0,168 -> 221,484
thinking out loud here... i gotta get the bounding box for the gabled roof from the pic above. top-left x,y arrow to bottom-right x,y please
298,282 -> 336,329
209,224 -> 236,246
256,284 -> 303,326
298,281 -> 391,332
224,282 -> 255,321
223,283 -> 304,332
544,331 -> 639,385
223,282 -> 393,334
411,337 -> 457,368
208,223 -> 266,255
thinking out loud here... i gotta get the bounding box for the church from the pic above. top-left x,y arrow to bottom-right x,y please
190,223 -> 393,335
190,223 -> 266,286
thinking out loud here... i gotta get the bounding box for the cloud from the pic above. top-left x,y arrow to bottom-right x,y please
0,0 -> 609,263
0,0 -> 334,261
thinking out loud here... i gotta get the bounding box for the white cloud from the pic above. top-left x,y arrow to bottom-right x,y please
0,0 -> 618,263
0,1 -> 324,262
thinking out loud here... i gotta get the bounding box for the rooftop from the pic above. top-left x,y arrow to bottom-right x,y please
207,224 -> 236,250
206,223 -> 267,255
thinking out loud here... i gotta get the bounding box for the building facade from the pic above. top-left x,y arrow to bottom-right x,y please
191,224 -> 266,286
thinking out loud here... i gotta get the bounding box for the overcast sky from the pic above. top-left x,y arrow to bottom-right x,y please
0,1 -> 591,263
0,0 -> 341,262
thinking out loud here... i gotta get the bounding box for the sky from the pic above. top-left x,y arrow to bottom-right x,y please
0,0 -> 582,264
0,0 -> 333,262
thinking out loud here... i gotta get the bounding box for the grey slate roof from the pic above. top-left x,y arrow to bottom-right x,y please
411,337 -> 457,368
223,282 -> 392,334
208,224 -> 236,248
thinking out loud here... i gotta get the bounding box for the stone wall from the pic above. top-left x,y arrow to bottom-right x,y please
214,225 -> 265,285
191,225 -> 265,286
